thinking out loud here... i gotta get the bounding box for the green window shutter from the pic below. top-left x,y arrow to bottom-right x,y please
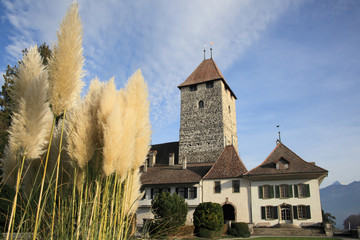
261,207 -> 266,219
306,184 -> 310,197
175,188 -> 178,195
294,184 -> 298,197
184,187 -> 188,199
275,185 -> 280,198
151,189 -> 154,199
289,185 -> 293,198
258,186 -> 263,199
293,206 -> 298,219
274,206 -> 278,219
194,187 -> 197,199
306,206 -> 311,219
270,185 -> 274,198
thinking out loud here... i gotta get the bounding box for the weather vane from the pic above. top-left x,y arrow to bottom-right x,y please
210,42 -> 213,59
276,125 -> 282,144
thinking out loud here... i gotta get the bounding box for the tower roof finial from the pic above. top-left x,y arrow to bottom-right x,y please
210,42 -> 213,59
204,43 -> 206,60
276,125 -> 282,144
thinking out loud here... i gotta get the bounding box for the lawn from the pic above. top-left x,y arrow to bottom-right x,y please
248,238 -> 341,240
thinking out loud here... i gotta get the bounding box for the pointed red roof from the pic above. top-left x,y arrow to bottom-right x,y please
178,58 -> 237,99
245,143 -> 328,176
203,145 -> 247,179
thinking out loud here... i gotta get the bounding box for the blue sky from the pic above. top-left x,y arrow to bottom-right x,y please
0,0 -> 359,188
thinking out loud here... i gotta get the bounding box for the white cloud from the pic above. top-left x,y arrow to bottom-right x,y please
1,0 -> 296,130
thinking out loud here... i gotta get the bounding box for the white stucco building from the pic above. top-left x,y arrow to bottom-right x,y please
136,57 -> 328,228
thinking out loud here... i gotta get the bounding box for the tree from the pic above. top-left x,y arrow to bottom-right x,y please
322,209 -> 336,228
150,191 -> 188,236
0,43 -> 51,161
343,214 -> 360,229
193,202 -> 224,237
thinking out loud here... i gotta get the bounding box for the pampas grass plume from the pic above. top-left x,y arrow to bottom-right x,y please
11,46 -> 44,107
48,2 -> 84,116
124,70 -> 151,169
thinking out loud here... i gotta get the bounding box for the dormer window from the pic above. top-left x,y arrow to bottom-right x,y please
189,85 -> 197,91
199,100 -> 204,108
276,158 -> 289,170
206,81 -> 213,89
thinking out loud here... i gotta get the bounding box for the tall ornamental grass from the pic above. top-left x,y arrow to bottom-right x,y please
0,2 -> 151,239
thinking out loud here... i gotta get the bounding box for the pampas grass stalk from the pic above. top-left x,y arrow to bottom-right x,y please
50,110 -> 66,239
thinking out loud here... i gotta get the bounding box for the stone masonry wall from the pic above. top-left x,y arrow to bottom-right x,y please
179,80 -> 224,163
179,79 -> 237,163
222,83 -> 238,152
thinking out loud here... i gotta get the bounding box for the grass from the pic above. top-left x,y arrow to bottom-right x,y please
180,237 -> 342,240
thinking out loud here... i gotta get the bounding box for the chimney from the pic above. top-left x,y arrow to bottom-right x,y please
149,150 -> 157,167
169,153 -> 175,166
182,157 -> 187,170
143,160 -> 148,172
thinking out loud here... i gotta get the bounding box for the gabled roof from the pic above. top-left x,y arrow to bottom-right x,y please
245,143 -> 328,176
203,145 -> 247,179
178,58 -> 237,99
140,163 -> 213,185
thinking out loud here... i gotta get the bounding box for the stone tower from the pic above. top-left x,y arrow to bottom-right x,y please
178,58 -> 238,163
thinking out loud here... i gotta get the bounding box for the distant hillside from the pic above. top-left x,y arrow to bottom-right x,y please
320,180 -> 360,229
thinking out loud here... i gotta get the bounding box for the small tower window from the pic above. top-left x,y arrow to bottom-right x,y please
189,85 -> 197,91
206,81 -> 213,89
228,106 -> 231,113
199,100 -> 204,108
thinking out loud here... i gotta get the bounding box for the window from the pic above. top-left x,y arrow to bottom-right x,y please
275,184 -> 293,198
232,180 -> 240,193
294,184 -> 310,198
258,185 -> 274,199
188,187 -> 197,199
175,187 -> 197,199
214,181 -> 221,193
263,185 -> 272,199
199,100 -> 204,108
261,206 -> 278,220
206,81 -> 213,88
293,205 -> 311,219
151,188 -> 161,199
189,85 -> 197,91
228,106 -> 231,113
176,187 -> 187,198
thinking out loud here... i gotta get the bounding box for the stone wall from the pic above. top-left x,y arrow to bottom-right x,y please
179,79 -> 238,163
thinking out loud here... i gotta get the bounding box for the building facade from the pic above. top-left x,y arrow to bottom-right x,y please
136,57 -> 328,228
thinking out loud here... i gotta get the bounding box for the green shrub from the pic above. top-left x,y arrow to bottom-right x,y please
197,227 -> 223,238
193,202 -> 224,236
150,191 -> 188,236
227,222 -> 250,238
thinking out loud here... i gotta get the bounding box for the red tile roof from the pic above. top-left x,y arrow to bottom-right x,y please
178,58 -> 237,99
245,143 -> 328,176
203,145 -> 247,179
140,163 -> 213,185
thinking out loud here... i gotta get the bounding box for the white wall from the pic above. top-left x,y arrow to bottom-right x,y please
250,178 -> 322,227
202,178 -> 250,223
136,185 -> 201,226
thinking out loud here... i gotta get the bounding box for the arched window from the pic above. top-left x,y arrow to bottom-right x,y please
199,100 -> 204,108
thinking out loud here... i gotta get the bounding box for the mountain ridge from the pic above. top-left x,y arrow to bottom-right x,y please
320,180 -> 360,228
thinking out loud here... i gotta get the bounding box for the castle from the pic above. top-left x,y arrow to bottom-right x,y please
136,57 -> 328,228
